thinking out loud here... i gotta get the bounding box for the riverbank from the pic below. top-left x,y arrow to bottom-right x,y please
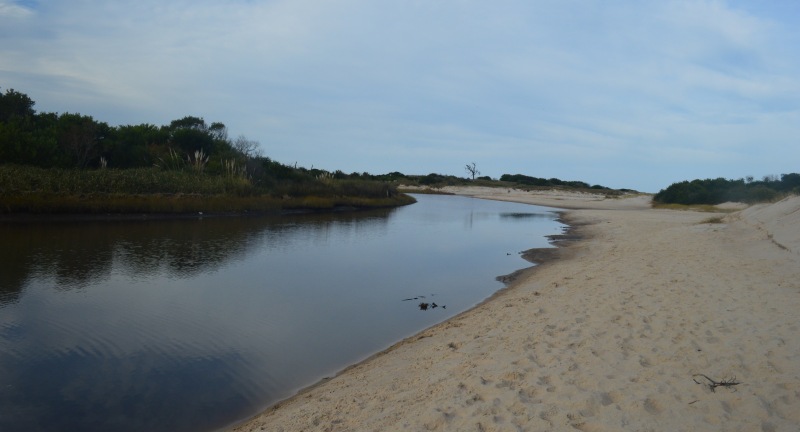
228,188 -> 800,431
0,165 -> 414,215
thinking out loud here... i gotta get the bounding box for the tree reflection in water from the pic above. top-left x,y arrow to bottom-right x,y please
0,210 -> 394,306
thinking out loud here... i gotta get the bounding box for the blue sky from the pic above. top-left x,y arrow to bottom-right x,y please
2,0 -> 799,192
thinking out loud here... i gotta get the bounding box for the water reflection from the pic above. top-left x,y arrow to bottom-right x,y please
2,346 -> 253,432
0,195 -> 563,432
0,210 -> 394,305
499,212 -> 554,220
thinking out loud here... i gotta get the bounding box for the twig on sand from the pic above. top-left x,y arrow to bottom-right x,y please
692,374 -> 741,392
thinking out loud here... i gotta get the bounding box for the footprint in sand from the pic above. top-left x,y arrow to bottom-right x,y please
643,397 -> 663,415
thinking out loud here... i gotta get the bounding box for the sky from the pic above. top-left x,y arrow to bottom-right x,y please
2,0 -> 799,192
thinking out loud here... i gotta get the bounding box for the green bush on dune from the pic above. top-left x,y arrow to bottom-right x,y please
654,174 -> 800,205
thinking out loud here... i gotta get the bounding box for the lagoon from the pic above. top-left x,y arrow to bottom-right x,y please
0,194 -> 563,432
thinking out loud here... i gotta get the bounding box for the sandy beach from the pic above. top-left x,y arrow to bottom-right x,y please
228,187 -> 800,432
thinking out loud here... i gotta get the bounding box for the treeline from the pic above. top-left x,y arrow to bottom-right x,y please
654,174 -> 800,205
0,88 -> 422,194
499,173 -> 612,191
0,88 -> 416,213
0,88 -> 246,170
373,172 -> 615,190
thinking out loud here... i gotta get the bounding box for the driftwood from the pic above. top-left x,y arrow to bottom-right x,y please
692,374 -> 741,392
418,302 -> 444,311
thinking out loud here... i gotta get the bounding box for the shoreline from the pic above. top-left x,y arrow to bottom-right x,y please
227,189 -> 800,431
223,191 -> 600,431
0,196 -> 417,222
222,201 -> 584,431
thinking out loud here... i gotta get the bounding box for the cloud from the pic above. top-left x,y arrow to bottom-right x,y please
0,1 -> 33,18
1,0 -> 799,191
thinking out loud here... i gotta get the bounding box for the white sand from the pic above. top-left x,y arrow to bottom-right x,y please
228,189 -> 800,432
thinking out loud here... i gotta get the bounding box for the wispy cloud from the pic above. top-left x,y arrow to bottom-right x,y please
0,1 -> 33,18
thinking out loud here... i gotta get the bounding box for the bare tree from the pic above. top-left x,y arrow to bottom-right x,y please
233,134 -> 261,159
465,162 -> 480,180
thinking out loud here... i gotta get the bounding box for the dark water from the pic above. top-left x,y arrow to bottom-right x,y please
0,194 -> 564,432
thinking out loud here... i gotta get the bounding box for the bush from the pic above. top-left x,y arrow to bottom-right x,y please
654,174 -> 798,205
499,173 -> 606,190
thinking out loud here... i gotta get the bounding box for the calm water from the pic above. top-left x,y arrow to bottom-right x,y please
0,194 -> 564,432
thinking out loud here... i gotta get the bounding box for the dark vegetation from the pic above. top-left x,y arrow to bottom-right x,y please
654,174 -> 800,205
499,174 -> 617,191
0,88 -> 414,214
401,172 -> 626,195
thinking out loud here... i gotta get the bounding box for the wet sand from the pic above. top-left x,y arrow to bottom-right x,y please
228,188 -> 800,431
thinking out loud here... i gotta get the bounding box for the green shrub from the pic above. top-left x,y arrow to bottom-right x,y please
654,175 -> 796,205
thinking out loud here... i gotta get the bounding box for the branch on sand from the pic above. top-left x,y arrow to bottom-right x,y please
692,374 -> 741,392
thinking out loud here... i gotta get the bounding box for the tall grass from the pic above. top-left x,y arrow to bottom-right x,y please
0,165 -> 253,195
0,165 -> 415,214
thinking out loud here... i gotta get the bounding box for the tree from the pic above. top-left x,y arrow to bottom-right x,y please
169,116 -> 207,130
0,88 -> 36,123
105,123 -> 167,168
57,113 -> 107,168
232,134 -> 261,159
465,162 -> 480,180
0,89 -> 39,165
166,116 -> 234,163
208,121 -> 228,142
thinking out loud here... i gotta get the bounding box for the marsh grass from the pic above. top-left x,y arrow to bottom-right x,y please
153,148 -> 185,172
222,159 -> 247,179
0,165 -> 415,214
0,165 -> 254,195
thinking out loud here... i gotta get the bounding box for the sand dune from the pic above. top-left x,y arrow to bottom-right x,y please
228,189 -> 800,432
735,196 -> 800,255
